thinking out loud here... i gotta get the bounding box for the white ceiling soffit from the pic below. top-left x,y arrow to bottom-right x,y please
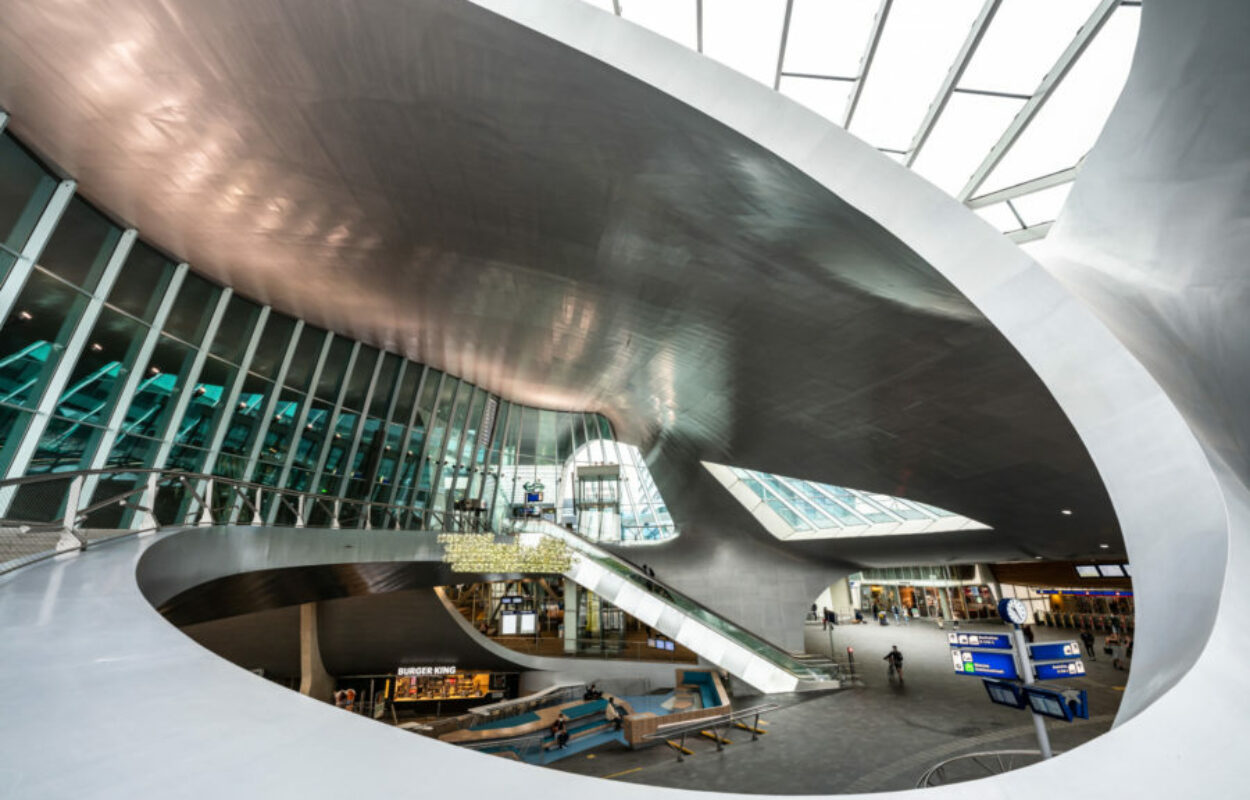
704,462 -> 991,541
583,0 -> 1141,243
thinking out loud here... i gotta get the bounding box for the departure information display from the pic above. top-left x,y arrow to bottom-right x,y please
951,649 -> 1019,679
1034,660 -> 1087,680
947,632 -> 1012,650
1028,641 -> 1081,660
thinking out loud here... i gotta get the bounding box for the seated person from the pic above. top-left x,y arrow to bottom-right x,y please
605,701 -> 622,730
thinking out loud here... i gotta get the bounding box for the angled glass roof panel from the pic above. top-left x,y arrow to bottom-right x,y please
911,93 -> 1024,195
758,473 -> 830,526
706,462 -> 990,539
977,6 -> 1140,194
778,76 -> 855,123
702,0 -> 789,86
1011,183 -> 1073,227
868,493 -> 930,521
619,0 -> 699,50
975,202 -> 1023,233
818,485 -> 896,523
782,0 -> 879,78
847,0 -> 984,152
958,0 -> 1102,95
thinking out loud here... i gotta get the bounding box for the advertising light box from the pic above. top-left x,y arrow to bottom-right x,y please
1028,641 -> 1081,661
1034,660 -> 1086,680
948,632 -> 1012,650
952,649 -> 1019,679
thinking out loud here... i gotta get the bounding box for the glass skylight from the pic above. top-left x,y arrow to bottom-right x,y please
575,0 -> 1141,244
705,462 -> 990,540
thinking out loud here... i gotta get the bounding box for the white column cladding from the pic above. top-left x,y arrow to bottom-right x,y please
150,288 -> 234,469
382,366 -> 432,509
361,359 -> 408,519
405,371 -> 446,522
1,229 -> 137,483
269,330 -> 333,523
81,263 -> 189,501
0,179 -> 76,329
563,579 -> 578,655
201,305 -> 271,473
333,348 -> 386,501
240,319 -> 304,484
423,378 -> 464,528
308,341 -> 360,496
0,110 -> 9,134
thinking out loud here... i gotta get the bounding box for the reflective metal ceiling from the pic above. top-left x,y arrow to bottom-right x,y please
0,0 -> 1119,558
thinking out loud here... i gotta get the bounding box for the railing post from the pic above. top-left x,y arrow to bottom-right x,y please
55,475 -> 86,552
252,488 -> 264,526
199,479 -> 216,527
331,500 -> 341,530
135,472 -> 160,533
363,505 -> 372,530
752,712 -> 760,741
295,495 -> 306,529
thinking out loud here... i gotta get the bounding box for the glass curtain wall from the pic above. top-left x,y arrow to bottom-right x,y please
0,120 -> 676,541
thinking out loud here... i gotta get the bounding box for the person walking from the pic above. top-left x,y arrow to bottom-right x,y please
1080,629 -> 1096,660
892,604 -> 901,624
884,645 -> 905,684
1111,637 -> 1126,671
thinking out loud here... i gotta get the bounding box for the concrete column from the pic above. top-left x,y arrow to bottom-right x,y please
299,602 -> 335,702
830,577 -> 853,609
563,580 -> 578,655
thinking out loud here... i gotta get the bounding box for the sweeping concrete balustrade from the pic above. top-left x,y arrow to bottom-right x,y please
0,468 -> 832,694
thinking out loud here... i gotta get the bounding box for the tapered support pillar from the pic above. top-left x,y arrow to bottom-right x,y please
299,602 -> 335,702
563,581 -> 578,655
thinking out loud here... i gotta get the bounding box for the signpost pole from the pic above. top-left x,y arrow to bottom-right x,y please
1012,624 -> 1053,759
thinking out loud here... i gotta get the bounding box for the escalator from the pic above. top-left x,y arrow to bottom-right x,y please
502,519 -> 839,693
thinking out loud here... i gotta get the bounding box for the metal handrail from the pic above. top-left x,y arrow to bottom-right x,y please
0,466 -> 485,575
915,749 -> 1061,788
642,702 -> 778,761
643,703 -> 779,740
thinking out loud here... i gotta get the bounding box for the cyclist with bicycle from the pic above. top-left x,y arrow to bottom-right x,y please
884,645 -> 905,684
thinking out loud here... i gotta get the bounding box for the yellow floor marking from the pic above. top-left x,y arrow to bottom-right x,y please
603,767 -> 645,779
586,754 -> 596,759
1113,686 -> 1126,691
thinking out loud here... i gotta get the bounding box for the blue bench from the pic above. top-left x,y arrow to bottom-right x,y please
680,670 -> 726,710
562,699 -> 608,720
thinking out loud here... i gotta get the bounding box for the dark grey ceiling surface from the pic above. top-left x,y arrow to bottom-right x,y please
0,0 -> 1118,558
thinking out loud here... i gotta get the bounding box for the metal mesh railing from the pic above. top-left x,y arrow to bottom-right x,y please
916,749 -> 1058,788
0,467 -> 485,575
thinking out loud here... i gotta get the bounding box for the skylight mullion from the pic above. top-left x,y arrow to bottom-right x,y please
957,0 -> 1120,201
967,165 -> 1078,208
772,0 -> 795,90
805,481 -> 873,526
842,0 -> 895,128
697,0 -> 704,52
905,0 -> 1003,166
753,470 -> 823,529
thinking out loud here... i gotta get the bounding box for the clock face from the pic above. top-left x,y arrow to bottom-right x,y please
999,598 -> 1028,624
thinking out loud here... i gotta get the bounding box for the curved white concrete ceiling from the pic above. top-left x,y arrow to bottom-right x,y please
0,0 -> 1121,559
582,0 -> 1141,246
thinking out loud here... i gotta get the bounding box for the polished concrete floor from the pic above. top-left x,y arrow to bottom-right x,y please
547,619 -> 1127,793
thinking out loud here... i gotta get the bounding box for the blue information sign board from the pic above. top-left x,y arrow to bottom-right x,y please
1028,641 -> 1081,661
951,649 -> 1019,679
947,632 -> 1012,650
1033,660 -> 1087,680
